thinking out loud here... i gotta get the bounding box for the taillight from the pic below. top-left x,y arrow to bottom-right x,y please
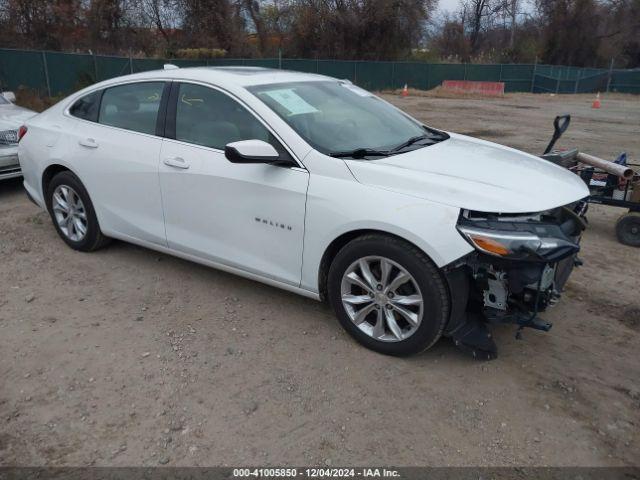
17,125 -> 27,142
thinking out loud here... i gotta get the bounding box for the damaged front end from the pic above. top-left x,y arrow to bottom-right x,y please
444,202 -> 588,360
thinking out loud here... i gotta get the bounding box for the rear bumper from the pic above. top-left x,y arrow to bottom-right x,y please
0,151 -> 21,180
24,186 -> 38,206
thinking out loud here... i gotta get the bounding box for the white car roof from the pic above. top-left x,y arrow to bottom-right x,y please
107,66 -> 335,89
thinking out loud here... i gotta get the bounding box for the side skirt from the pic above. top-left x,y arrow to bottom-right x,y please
102,231 -> 322,301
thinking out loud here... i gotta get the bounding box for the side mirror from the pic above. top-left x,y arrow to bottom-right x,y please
225,139 -> 280,164
2,91 -> 16,103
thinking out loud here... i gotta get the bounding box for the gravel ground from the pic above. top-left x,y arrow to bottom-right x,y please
0,92 -> 639,467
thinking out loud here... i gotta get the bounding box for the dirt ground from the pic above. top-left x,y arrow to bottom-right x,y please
1,92 -> 639,467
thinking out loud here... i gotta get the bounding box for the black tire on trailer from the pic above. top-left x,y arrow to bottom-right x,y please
615,212 -> 640,247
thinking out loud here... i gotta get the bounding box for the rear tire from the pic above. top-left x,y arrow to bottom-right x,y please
327,234 -> 450,356
45,171 -> 110,252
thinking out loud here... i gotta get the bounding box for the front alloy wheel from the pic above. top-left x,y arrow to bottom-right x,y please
340,256 -> 424,342
328,234 -> 450,356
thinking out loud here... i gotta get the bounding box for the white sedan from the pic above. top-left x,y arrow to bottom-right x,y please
0,91 -> 37,180
18,66 -> 589,358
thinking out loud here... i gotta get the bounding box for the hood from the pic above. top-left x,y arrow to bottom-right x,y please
0,104 -> 37,130
345,133 -> 589,213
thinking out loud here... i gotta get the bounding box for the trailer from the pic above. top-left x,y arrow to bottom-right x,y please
541,115 -> 640,247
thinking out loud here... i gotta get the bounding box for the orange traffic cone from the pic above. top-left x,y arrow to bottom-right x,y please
401,84 -> 409,97
592,92 -> 601,109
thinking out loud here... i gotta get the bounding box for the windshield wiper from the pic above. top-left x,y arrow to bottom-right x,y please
330,148 -> 390,159
390,134 -> 431,153
330,131 -> 442,158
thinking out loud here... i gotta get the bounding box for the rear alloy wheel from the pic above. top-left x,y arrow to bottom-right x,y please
52,185 -> 88,242
328,234 -> 450,356
46,171 -> 110,252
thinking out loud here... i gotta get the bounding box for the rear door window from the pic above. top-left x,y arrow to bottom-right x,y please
98,82 -> 165,135
69,90 -> 102,122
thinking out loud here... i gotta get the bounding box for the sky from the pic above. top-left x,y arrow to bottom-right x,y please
438,0 -> 460,14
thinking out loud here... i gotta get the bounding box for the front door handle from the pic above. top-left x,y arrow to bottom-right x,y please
79,138 -> 99,148
163,156 -> 190,169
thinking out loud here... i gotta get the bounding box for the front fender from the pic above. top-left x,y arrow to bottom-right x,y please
300,175 -> 474,293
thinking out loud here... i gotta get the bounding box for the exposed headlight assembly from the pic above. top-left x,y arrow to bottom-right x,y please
457,209 -> 582,262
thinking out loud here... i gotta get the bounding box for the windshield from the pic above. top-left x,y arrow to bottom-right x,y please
0,95 -> 9,105
249,81 -> 443,157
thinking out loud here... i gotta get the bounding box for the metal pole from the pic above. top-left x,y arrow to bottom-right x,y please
531,57 -> 537,93
93,52 -> 98,83
129,48 -> 133,74
606,57 -> 614,92
41,51 -> 51,98
391,62 -> 395,89
425,63 -> 430,90
463,62 -> 467,81
278,48 -> 282,70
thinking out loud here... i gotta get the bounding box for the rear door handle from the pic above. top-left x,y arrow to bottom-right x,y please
79,138 -> 99,148
163,156 -> 190,169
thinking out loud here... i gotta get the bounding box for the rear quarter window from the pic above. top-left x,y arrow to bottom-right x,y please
69,90 -> 102,122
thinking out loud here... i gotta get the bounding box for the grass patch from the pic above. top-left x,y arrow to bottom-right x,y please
15,87 -> 64,113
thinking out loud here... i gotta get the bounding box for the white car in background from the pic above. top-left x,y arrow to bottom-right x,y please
18,67 -> 589,359
0,91 -> 36,180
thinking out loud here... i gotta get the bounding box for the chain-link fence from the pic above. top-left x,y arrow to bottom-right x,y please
1,48 -> 638,97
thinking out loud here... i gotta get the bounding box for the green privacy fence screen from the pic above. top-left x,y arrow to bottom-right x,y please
1,48 -> 638,97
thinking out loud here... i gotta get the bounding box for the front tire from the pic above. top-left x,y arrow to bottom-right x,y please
45,171 -> 110,252
327,234 -> 450,356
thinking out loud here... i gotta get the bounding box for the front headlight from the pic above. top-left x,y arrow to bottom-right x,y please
457,224 -> 579,262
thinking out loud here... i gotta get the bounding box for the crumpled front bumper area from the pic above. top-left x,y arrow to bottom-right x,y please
443,203 -> 587,360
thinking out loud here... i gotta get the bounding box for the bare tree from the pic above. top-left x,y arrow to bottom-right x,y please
139,0 -> 182,52
434,14 -> 470,60
180,0 -> 246,55
536,0 -> 601,66
285,0 -> 436,60
0,0 -> 638,67
86,0 -> 132,53
242,0 -> 268,55
0,0 -> 84,50
459,0 -> 502,54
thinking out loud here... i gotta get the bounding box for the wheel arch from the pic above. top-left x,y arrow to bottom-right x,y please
41,163 -> 76,206
40,163 -> 104,228
317,228 -> 444,302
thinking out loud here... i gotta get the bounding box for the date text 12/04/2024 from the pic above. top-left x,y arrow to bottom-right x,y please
232,468 -> 401,478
